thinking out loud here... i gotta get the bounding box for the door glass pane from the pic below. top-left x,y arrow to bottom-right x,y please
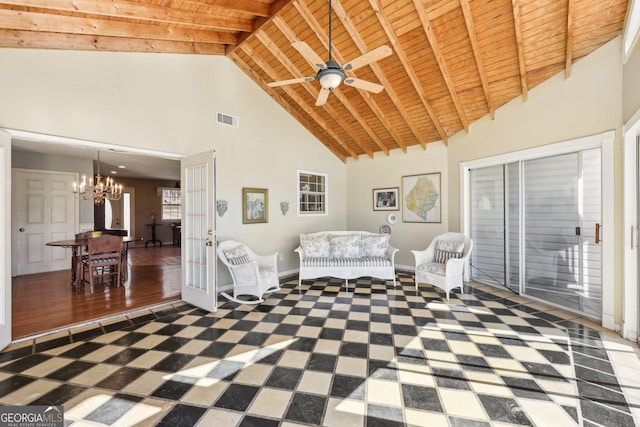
185,163 -> 207,291
523,152 -> 590,312
505,163 -> 520,292
470,165 -> 505,285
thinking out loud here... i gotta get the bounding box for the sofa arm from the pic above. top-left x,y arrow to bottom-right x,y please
294,247 -> 304,260
387,245 -> 399,262
411,248 -> 432,266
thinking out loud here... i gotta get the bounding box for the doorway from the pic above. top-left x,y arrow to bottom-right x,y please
462,131 -> 614,323
105,188 -> 134,236
8,132 -> 184,339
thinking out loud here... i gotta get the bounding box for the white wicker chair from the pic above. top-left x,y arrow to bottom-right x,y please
217,240 -> 280,304
411,232 -> 473,300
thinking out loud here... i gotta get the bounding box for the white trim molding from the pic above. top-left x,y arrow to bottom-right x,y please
623,108 -> 640,342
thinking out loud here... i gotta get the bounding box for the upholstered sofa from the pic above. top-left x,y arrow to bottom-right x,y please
295,231 -> 398,288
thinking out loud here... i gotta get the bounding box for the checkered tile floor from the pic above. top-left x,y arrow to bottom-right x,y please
0,272 -> 636,426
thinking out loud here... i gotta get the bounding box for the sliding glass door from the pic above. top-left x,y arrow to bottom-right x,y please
469,149 -> 602,318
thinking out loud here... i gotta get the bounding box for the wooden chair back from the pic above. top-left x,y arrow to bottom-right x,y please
85,234 -> 123,293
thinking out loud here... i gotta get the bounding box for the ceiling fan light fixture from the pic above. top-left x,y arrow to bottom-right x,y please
317,62 -> 345,91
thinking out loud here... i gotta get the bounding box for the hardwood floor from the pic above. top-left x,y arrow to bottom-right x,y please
12,245 -> 181,339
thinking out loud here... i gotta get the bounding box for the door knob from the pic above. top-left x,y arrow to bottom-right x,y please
19,228 -> 25,232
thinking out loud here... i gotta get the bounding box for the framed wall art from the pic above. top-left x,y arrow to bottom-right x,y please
402,172 -> 441,223
242,188 -> 268,224
372,187 -> 399,211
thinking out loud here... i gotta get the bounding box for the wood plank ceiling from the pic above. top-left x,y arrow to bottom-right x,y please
0,0 -> 629,162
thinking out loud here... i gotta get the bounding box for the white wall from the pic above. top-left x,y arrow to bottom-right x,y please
0,49 -> 347,281
446,37 -> 624,322
624,34 -> 640,122
346,144 -> 449,267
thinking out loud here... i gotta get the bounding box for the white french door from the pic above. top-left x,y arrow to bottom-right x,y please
0,131 -> 11,350
181,151 -> 217,312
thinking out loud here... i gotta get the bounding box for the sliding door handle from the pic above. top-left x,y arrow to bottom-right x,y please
595,223 -> 601,244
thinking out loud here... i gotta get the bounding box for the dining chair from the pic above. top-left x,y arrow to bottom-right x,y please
82,234 -> 123,293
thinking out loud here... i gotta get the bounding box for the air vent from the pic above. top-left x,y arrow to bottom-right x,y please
216,112 -> 239,128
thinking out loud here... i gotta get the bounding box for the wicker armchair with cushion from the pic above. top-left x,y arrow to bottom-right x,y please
412,232 -> 473,300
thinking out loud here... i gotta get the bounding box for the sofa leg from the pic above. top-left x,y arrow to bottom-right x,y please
345,279 -> 349,291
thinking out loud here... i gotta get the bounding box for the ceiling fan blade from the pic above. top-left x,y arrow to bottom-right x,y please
292,41 -> 327,70
344,78 -> 385,94
343,45 -> 392,71
268,76 -> 315,88
316,89 -> 331,106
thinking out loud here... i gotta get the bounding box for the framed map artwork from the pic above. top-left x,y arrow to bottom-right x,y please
401,172 -> 441,223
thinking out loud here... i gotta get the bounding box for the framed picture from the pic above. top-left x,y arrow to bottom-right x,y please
372,187 -> 399,211
242,188 -> 268,224
402,172 -> 441,223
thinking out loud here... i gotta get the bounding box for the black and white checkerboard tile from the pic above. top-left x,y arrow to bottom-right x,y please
0,272 -> 635,426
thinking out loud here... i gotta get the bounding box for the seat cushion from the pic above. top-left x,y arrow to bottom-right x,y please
417,262 -> 446,276
302,257 -> 391,267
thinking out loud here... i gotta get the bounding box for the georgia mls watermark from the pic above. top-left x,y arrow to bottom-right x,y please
0,406 -> 63,427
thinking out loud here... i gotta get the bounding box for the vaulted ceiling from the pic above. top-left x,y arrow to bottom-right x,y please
0,0 -> 630,162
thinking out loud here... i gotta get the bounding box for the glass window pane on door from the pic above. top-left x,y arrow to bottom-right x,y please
522,150 -> 601,316
470,165 -> 506,286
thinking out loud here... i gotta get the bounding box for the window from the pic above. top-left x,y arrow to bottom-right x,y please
298,170 -> 327,215
160,188 -> 181,220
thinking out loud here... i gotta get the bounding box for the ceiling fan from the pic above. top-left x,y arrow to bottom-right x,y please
267,0 -> 392,106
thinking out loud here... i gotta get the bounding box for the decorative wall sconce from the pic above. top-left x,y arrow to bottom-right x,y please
216,200 -> 228,217
280,201 -> 289,216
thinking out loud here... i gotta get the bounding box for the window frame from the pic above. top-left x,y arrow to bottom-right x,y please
159,187 -> 181,221
297,169 -> 328,216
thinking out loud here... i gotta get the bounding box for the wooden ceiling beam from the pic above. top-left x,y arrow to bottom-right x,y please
331,0 -> 422,151
176,0 -> 271,17
263,22 -> 368,158
512,0 -> 529,101
230,51 -> 347,162
412,0 -> 469,133
565,0 -> 575,78
228,0 -> 291,55
459,0 -> 495,120
0,28 -> 226,53
293,0 -> 391,156
369,0 -> 449,144
0,9 -> 238,44
240,42 -> 354,160
0,0 -> 253,32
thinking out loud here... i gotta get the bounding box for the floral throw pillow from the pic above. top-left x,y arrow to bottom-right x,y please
300,234 -> 331,257
360,234 -> 390,257
329,234 -> 361,258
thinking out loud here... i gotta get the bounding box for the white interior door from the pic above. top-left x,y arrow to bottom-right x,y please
0,131 -> 11,349
181,151 -> 217,312
13,169 -> 78,275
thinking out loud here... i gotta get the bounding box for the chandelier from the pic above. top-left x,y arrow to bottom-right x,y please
73,151 -> 122,204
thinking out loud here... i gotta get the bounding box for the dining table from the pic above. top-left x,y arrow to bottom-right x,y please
47,235 -> 142,291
